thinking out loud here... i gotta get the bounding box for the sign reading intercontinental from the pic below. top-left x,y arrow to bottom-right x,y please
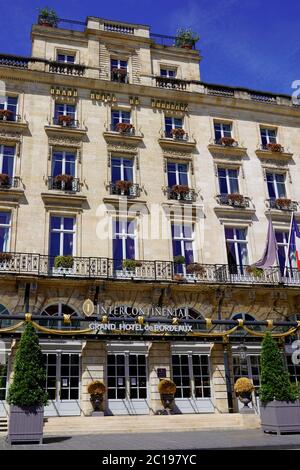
93,305 -> 190,319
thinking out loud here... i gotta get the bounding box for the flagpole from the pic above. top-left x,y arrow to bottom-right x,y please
269,212 -> 281,283
284,212 -> 294,278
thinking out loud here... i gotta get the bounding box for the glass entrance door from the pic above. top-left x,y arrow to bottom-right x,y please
44,352 -> 81,416
171,353 -> 213,413
107,353 -> 149,415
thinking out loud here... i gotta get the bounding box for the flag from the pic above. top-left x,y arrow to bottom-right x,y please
288,213 -> 300,271
254,216 -> 278,269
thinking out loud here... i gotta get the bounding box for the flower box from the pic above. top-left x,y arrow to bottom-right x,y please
172,184 -> 190,195
115,122 -> 133,134
218,137 -> 236,146
227,193 -> 245,206
170,128 -> 186,139
0,173 -> 11,187
57,115 -> 74,126
0,109 -> 13,121
275,198 -> 292,210
266,143 -> 283,153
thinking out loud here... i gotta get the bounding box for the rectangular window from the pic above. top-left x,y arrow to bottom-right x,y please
172,354 -> 211,399
111,157 -> 134,183
43,353 -> 57,400
128,354 -> 147,399
225,227 -> 248,274
52,151 -> 76,177
266,172 -> 286,199
107,354 -> 126,399
167,162 -> 188,187
214,122 -> 232,142
111,59 -> 128,83
54,104 -> 76,125
49,216 -> 75,258
233,355 -> 260,391
0,96 -> 18,121
172,223 -> 194,273
111,110 -> 131,131
113,219 -> 136,270
275,231 -> 292,274
60,353 -> 80,400
218,167 -> 239,194
287,354 -> 300,385
260,128 -> 277,146
57,53 -> 75,64
0,212 -> 11,252
160,68 -> 176,78
165,116 -> 183,138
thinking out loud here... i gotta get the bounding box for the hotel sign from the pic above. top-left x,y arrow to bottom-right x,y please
89,321 -> 193,334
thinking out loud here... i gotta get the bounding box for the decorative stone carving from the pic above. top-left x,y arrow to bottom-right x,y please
0,130 -> 22,142
48,136 -> 82,148
162,149 -> 192,159
107,143 -> 138,153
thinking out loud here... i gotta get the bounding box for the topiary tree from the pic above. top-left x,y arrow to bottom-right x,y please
260,332 -> 296,403
7,323 -> 48,408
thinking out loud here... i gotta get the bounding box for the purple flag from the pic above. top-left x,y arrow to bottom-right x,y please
254,217 -> 278,269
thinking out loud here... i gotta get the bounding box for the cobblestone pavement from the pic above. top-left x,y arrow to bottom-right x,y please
1,429 -> 300,450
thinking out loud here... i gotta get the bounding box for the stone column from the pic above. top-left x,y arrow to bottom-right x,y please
81,341 -> 107,416
148,341 -> 171,414
210,342 -> 236,413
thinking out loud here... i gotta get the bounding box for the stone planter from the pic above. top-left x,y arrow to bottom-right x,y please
238,392 -> 254,413
90,393 -> 104,415
160,393 -> 175,414
7,406 -> 44,444
260,400 -> 300,434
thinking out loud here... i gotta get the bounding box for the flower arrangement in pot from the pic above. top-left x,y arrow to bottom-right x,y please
275,198 -> 292,210
122,259 -> 142,271
186,262 -> 206,276
54,255 -> 74,269
170,128 -> 186,139
266,143 -> 283,153
87,380 -> 106,413
0,252 -> 12,262
0,109 -> 13,120
227,193 -> 245,206
54,174 -> 74,190
38,7 -> 59,28
115,122 -> 133,133
158,379 -> 177,413
234,377 -> 255,410
0,173 -> 11,187
172,184 -> 190,195
57,114 -> 74,126
175,28 -> 199,49
218,136 -> 236,146
245,265 -> 264,278
115,179 -> 133,193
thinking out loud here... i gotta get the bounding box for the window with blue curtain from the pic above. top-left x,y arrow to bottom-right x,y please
0,145 -> 15,177
52,151 -> 76,177
167,162 -> 188,187
218,168 -> 239,194
49,216 -> 75,258
111,157 -> 133,182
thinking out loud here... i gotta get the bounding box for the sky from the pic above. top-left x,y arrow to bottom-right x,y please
0,0 -> 299,95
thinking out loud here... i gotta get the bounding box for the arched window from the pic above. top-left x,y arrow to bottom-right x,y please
232,313 -> 261,334
0,304 -> 11,328
186,308 -> 206,330
40,303 -> 81,329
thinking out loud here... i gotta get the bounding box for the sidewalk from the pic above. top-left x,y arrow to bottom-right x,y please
2,429 -> 300,450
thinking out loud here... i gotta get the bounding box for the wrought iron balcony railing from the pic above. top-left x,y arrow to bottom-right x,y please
48,61 -> 85,76
266,198 -> 298,212
109,182 -> 140,198
0,176 -> 20,189
163,130 -> 189,141
216,194 -> 251,209
52,117 -> 79,128
111,70 -> 129,83
213,138 -> 239,147
167,187 -> 196,202
48,176 -> 81,192
110,123 -> 136,135
0,254 -> 291,286
259,143 -> 285,152
155,76 -> 189,91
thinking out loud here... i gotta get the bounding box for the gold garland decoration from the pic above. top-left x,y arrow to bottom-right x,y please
0,321 -> 25,333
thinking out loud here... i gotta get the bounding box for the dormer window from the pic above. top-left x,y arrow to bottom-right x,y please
111,59 -> 128,83
57,53 -> 75,64
160,68 -> 176,78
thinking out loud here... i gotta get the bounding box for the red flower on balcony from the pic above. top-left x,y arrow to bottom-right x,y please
218,137 -> 236,146
116,180 -> 133,191
0,109 -> 13,120
227,193 -> 245,205
58,115 -> 74,126
170,128 -> 186,139
115,122 -> 133,133
112,67 -> 127,75
275,198 -> 291,209
266,143 -> 283,153
0,173 -> 10,186
172,184 -> 190,194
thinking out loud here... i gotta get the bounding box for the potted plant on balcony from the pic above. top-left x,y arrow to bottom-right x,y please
266,143 -> 283,153
6,322 -> 48,444
173,255 -> 185,281
227,193 -> 245,207
171,184 -> 190,200
0,252 -> 12,263
54,174 -> 74,190
218,136 -> 236,146
57,114 -> 74,127
120,259 -> 142,278
259,332 -> 300,434
115,122 -> 133,134
170,128 -> 186,139
0,173 -> 11,187
53,255 -> 74,275
0,109 -> 13,121
158,379 -> 176,414
38,7 -> 59,28
186,262 -> 206,280
87,380 -> 106,415
234,377 -> 255,412
275,198 -> 292,210
175,28 -> 199,49
245,265 -> 264,278
115,179 -> 133,195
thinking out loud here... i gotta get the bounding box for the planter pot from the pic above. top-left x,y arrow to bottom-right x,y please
7,406 -> 44,444
115,269 -> 135,279
90,393 -> 104,413
160,393 -> 175,412
260,400 -> 300,434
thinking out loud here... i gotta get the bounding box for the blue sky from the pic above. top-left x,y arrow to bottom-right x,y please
0,0 -> 298,95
